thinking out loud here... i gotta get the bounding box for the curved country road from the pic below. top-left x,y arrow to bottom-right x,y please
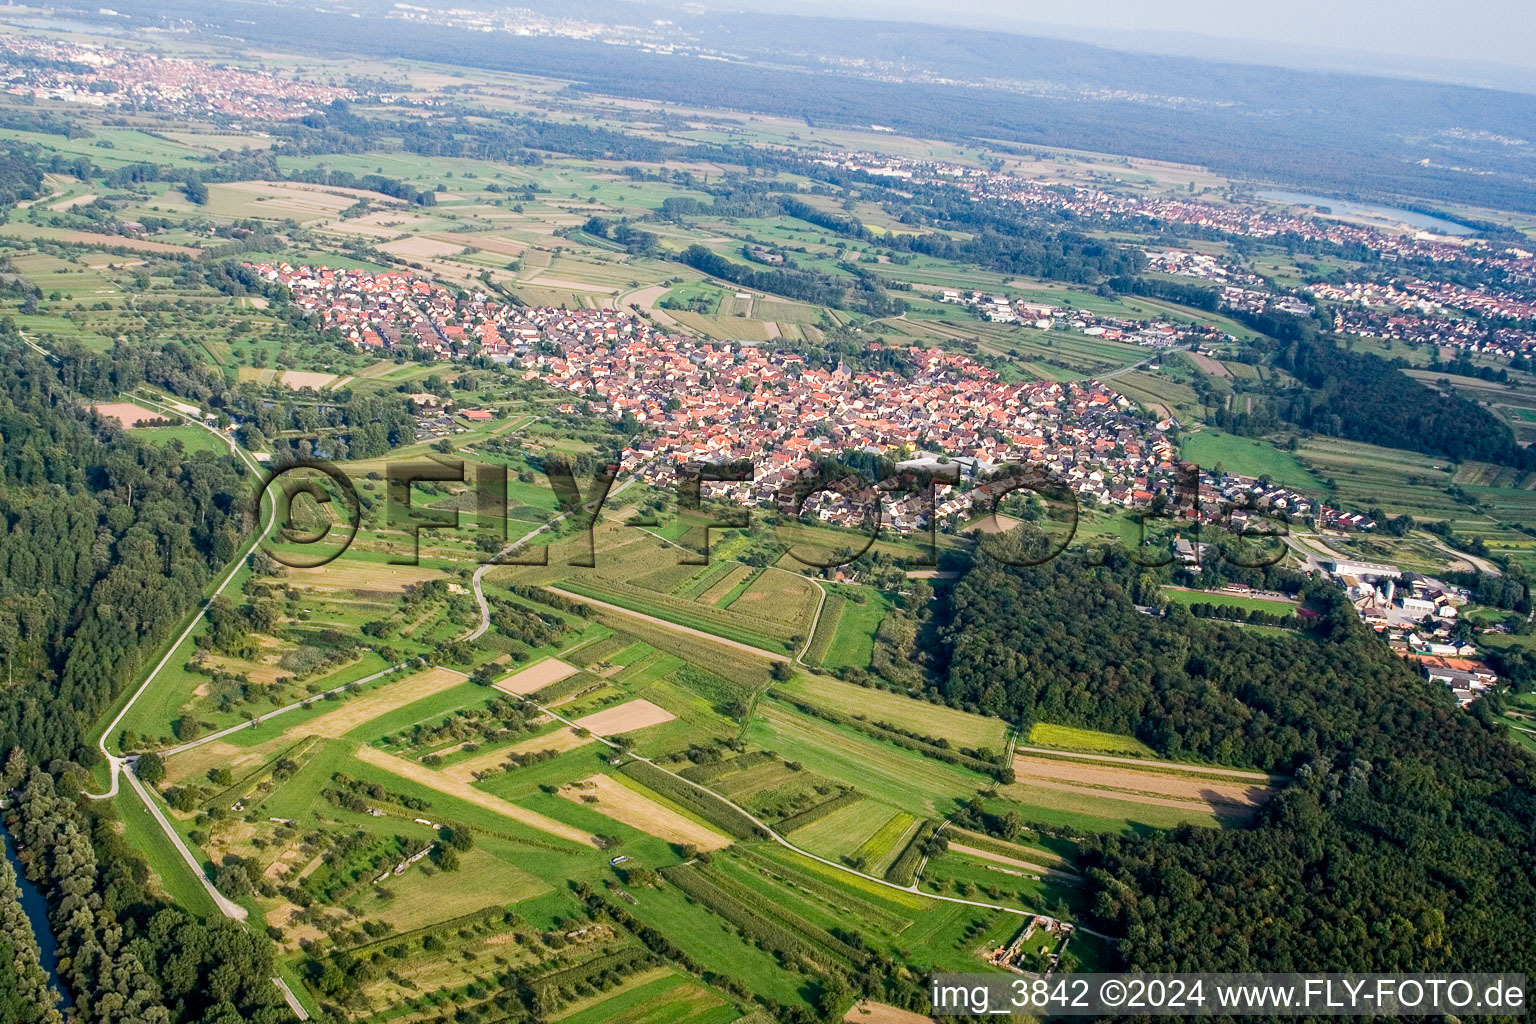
463,474 -> 641,643
86,391 -> 275,798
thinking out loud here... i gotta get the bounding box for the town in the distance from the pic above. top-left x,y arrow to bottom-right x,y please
0,5 -> 1531,1024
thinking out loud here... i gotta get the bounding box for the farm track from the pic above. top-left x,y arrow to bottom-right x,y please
600,515 -> 826,665
464,471 -> 640,642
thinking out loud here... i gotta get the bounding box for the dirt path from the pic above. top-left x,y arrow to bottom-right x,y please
353,745 -> 599,848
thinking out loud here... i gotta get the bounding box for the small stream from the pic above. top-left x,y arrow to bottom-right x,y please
0,819 -> 70,1006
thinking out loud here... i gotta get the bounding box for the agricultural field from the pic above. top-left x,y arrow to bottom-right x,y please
997,752 -> 1275,834
1180,429 -> 1324,492
2,35 -> 1408,1024
776,676 -> 1009,753
1025,723 -> 1157,757
1162,587 -> 1298,615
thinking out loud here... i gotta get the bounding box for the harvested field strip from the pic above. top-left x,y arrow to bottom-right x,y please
559,774 -> 731,850
494,658 -> 578,695
844,1001 -> 935,1024
285,562 -> 446,594
573,697 -> 676,736
853,812 -> 919,875
286,667 -> 467,741
93,401 -> 163,426
1013,747 -> 1277,782
619,759 -> 760,838
1011,774 -> 1261,814
444,726 -> 592,778
1012,754 -> 1271,806
946,843 -> 1078,883
352,744 -> 598,847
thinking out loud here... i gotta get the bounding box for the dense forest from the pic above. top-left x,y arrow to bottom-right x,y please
0,848 -> 61,1023
6,762 -> 289,1024
935,533 -> 1536,973
0,326 -> 317,1024
775,194 -> 1143,284
0,335 -> 249,764
1271,332 -> 1534,469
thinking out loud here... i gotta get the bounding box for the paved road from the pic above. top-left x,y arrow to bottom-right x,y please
85,392 -> 275,799
158,663 -> 409,759
122,761 -> 248,921
546,586 -> 791,663
271,978 -> 310,1021
464,473 -> 640,642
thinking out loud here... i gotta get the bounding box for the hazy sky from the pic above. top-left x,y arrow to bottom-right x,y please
773,0 -> 1536,82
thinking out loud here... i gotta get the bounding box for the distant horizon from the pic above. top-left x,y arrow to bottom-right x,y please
724,0 -> 1536,94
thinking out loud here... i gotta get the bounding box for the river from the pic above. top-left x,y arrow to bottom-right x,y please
1257,189 -> 1476,236
0,819 -> 69,1006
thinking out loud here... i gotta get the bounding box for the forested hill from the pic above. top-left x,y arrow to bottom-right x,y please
936,534 -> 1536,972
1272,332 -> 1533,469
1120,279 -> 1532,471
0,333 -> 248,763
